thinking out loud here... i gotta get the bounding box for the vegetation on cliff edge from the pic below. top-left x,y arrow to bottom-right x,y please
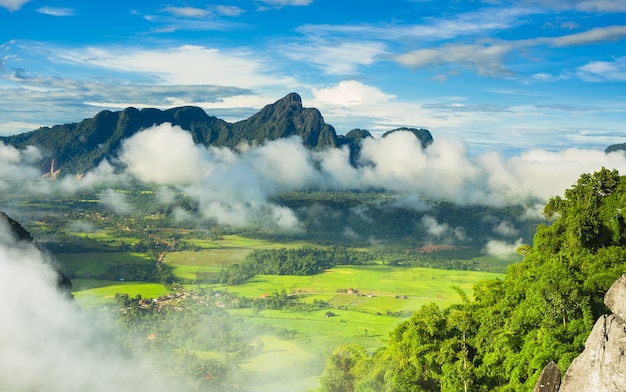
319,167 -> 626,391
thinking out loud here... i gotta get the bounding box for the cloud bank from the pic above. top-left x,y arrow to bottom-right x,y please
0,220 -> 189,392
3,124 -> 626,230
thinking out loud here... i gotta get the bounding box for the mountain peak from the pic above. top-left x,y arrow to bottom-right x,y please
2,94 -> 436,175
282,92 -> 303,106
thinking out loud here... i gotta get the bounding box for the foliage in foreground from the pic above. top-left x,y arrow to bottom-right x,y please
319,168 -> 626,391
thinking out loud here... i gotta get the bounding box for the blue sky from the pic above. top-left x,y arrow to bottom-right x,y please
1,0 -> 626,155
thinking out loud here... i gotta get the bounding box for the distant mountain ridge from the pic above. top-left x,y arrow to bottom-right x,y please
1,93 -> 433,175
606,143 -> 626,154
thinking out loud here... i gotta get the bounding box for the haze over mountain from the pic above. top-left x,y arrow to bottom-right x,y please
0,93 -> 432,175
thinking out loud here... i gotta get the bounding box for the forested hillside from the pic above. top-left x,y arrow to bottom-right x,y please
319,168 -> 626,391
0,93 -> 433,175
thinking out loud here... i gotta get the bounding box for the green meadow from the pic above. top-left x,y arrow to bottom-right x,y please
57,252 -> 153,277
72,280 -> 171,306
60,232 -> 503,387
70,241 -> 504,355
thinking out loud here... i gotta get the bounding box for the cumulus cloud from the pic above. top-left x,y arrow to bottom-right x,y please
5,122 -> 626,230
0,142 -> 42,182
312,80 -> 396,106
0,220 -> 188,392
117,124 -> 312,230
119,123 -> 212,185
421,215 -> 467,242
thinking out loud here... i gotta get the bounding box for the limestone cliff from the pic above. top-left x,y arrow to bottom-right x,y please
535,274 -> 626,391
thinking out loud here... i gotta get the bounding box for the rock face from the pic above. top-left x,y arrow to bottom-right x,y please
533,361 -> 561,392
556,274 -> 626,391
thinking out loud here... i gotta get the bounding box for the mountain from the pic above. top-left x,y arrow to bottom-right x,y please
1,93 -> 433,175
606,142 -> 626,154
383,127 -> 434,149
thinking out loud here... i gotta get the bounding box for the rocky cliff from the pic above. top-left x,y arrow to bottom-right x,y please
535,274 -> 626,391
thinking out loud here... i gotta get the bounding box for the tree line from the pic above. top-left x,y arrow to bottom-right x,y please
216,245 -> 374,285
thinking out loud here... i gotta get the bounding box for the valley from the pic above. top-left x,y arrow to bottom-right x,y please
3,186 -> 515,390
2,95 -> 623,391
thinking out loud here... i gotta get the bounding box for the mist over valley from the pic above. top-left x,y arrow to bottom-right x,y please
2,94 -> 626,391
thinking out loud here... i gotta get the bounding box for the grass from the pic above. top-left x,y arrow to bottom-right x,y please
224,265 -> 500,310
72,279 -> 171,306
165,249 -> 252,267
164,236 -> 311,281
56,252 -> 153,277
240,335 -> 313,372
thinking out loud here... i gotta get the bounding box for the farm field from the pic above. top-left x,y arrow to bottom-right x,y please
71,245 -> 504,352
57,233 -> 505,388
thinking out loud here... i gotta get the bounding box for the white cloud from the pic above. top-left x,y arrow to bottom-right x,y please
54,45 -> 296,88
421,215 -> 450,237
162,6 -> 210,18
523,0 -> 626,12
261,0 -> 312,6
311,81 -> 395,107
99,188 -> 132,215
119,123 -> 212,185
297,7 -> 528,41
484,238 -> 523,257
551,25 -> 626,47
576,56 -> 626,81
573,0 -> 626,12
493,221 -> 520,237
116,124 -> 312,230
395,44 -> 515,78
36,6 -> 74,16
215,5 -> 245,17
0,142 -> 41,181
5,119 -> 626,229
0,0 -> 29,11
421,215 -> 467,242
282,41 -> 387,75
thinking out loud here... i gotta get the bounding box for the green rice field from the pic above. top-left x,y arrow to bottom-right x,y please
67,236 -> 504,364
